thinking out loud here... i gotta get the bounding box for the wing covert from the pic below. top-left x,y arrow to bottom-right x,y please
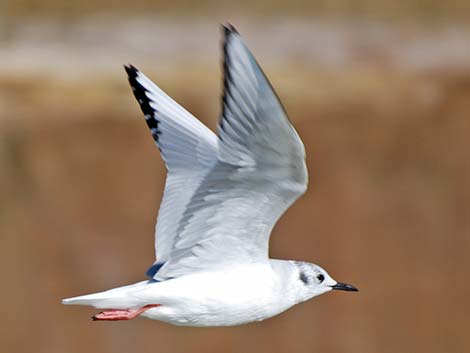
153,25 -> 308,280
125,65 -> 218,265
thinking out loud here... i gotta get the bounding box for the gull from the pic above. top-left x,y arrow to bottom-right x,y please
62,24 -> 357,326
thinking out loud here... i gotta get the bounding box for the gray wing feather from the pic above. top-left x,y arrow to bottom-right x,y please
125,66 -> 218,264
154,26 -> 308,280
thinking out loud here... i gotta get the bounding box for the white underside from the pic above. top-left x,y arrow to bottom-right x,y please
62,262 -> 300,327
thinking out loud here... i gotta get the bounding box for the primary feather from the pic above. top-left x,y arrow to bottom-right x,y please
125,25 -> 307,281
124,65 -> 218,266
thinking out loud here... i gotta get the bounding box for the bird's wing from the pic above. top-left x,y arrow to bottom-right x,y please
125,65 -> 218,270
153,25 -> 308,280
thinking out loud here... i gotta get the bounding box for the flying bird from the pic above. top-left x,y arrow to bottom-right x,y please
62,24 -> 357,326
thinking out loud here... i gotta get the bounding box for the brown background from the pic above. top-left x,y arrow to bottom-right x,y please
1,2 -> 469,353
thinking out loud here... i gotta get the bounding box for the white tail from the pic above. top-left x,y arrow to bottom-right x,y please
62,280 -> 150,309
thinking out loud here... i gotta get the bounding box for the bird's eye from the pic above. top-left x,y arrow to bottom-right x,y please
317,274 -> 325,283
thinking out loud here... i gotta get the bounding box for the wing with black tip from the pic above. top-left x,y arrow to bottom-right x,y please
152,26 -> 308,280
125,65 -> 218,267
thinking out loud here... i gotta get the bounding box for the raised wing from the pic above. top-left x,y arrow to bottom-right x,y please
125,65 -> 218,268
153,25 -> 308,280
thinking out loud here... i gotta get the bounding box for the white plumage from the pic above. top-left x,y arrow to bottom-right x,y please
62,24 -> 357,326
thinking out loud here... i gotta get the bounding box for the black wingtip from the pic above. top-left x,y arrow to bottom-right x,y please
124,64 -> 160,142
222,23 -> 239,36
124,64 -> 138,78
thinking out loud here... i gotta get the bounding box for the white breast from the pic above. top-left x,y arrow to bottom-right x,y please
137,263 -> 295,326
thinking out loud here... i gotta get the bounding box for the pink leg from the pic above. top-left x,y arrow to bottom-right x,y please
92,304 -> 160,321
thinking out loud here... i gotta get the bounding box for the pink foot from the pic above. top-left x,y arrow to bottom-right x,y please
92,304 -> 160,321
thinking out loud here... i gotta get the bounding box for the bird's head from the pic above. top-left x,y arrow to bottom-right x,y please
292,261 -> 358,302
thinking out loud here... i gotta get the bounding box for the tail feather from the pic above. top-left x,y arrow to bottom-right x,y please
62,293 -> 130,309
62,280 -> 150,309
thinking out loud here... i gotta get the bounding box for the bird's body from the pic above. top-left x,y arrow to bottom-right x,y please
140,263 -> 283,327
63,260 -> 335,326
62,24 -> 357,326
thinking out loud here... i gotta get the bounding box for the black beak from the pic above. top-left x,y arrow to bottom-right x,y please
331,282 -> 358,292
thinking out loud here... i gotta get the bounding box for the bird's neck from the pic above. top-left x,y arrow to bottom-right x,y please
269,259 -> 308,305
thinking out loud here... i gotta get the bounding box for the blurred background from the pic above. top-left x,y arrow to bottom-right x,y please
1,1 -> 469,353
